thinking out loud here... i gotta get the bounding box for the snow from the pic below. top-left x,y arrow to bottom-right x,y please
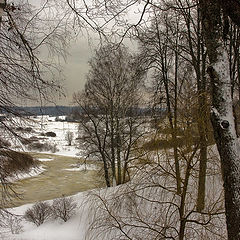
37,158 -> 53,162
1,115 -> 81,158
1,191 -> 91,240
7,166 -> 45,183
0,115 -> 228,239
1,143 -> 227,240
64,164 -> 99,171
213,49 -> 237,138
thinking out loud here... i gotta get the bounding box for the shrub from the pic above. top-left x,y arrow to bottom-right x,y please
0,151 -> 36,177
20,138 -> 31,145
0,212 -> 23,234
29,136 -> 40,142
25,127 -> 33,133
0,137 -> 11,148
45,132 -> 56,137
50,143 -> 58,153
27,142 -> 45,151
27,142 -> 58,153
24,202 -> 52,226
52,196 -> 77,222
16,127 -> 33,133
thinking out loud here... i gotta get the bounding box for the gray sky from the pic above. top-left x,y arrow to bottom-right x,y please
59,37 -> 93,105
26,0 -> 141,106
57,36 -> 138,106
24,0 -> 93,106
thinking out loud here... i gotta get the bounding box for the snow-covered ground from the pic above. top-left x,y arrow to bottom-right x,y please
0,115 -> 97,240
1,115 -> 82,158
1,191 -> 91,240
0,115 -> 227,240
1,159 -> 227,240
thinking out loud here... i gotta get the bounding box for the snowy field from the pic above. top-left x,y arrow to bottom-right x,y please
1,115 -> 82,157
0,115 -> 105,240
0,115 -> 227,240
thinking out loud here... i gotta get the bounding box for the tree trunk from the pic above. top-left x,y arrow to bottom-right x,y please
116,118 -> 122,185
200,0 -> 240,238
163,71 -> 181,195
196,93 -> 208,212
102,155 -> 110,187
196,54 -> 208,212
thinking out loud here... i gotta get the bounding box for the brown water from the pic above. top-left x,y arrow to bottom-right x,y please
11,153 -> 104,207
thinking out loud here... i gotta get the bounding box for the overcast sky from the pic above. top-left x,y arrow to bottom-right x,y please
59,37 -> 93,105
26,0 -> 141,106
23,0 -> 93,106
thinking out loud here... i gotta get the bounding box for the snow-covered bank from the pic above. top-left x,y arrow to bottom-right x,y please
1,191 -> 91,240
6,166 -> 45,183
1,153 -> 227,240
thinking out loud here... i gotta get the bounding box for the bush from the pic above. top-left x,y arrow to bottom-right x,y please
27,142 -> 45,151
24,202 -> 52,226
45,132 -> 56,137
0,212 -> 23,234
0,151 -> 36,177
25,127 -> 33,132
0,137 -> 11,148
27,142 -> 58,153
20,138 -> 31,145
52,196 -> 77,222
16,127 -> 33,133
50,143 -> 58,153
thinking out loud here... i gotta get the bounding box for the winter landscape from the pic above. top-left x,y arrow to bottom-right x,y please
0,114 -> 226,240
1,0 -> 240,239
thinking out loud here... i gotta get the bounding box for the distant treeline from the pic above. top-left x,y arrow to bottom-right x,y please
0,106 -> 78,117
0,106 -> 166,119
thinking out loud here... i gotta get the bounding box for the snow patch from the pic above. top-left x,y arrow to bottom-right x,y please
7,166 -> 45,182
37,158 -> 54,162
64,164 -> 99,171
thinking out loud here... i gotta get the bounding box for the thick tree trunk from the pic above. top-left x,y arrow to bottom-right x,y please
208,51 -> 240,239
200,0 -> 240,238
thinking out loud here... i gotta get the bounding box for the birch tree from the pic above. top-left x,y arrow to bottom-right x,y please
66,0 -> 240,237
75,44 -> 146,187
199,0 -> 240,238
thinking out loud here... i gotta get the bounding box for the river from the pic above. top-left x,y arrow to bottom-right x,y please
11,153 -> 104,207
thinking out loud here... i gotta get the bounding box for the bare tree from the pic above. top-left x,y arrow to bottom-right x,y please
0,0 -> 71,209
74,43 -> 146,187
86,115 -> 226,239
62,0 -> 240,237
52,195 -> 77,222
65,131 -> 74,146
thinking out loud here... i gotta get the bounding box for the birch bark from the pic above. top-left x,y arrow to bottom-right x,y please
200,0 -> 240,238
